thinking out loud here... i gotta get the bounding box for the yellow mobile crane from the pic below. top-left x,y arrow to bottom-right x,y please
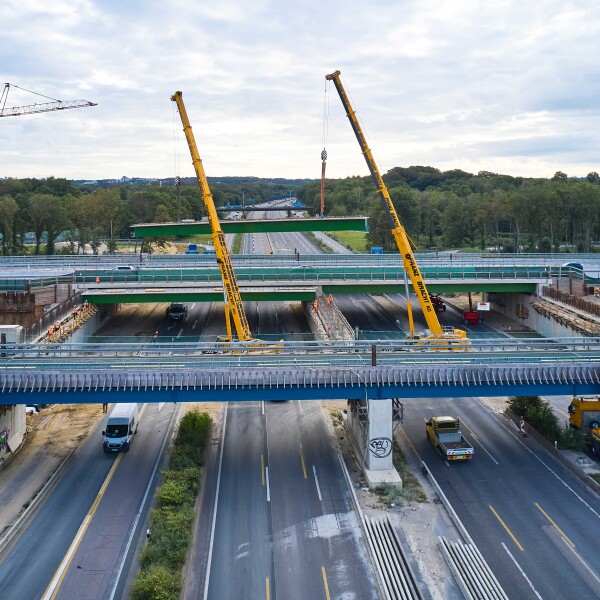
325,71 -> 467,346
171,91 -> 252,344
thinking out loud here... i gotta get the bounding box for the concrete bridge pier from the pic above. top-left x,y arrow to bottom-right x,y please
345,398 -> 403,489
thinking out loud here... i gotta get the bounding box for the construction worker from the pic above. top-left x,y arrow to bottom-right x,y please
73,305 -> 79,316
95,276 -> 101,283
55,321 -> 60,333
48,325 -> 54,336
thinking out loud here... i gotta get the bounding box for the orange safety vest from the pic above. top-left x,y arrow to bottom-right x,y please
48,326 -> 54,335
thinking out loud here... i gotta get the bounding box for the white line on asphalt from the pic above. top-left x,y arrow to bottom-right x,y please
191,303 -> 195,310
476,439 -> 499,465
297,399 -> 304,416
108,404 -> 176,600
266,466 -> 271,502
497,418 -> 600,520
261,401 -> 265,415
313,465 -> 322,501
501,542 -> 543,600
158,402 -> 165,411
192,319 -> 198,330
561,536 -> 600,585
177,328 -> 184,338
203,403 -> 228,600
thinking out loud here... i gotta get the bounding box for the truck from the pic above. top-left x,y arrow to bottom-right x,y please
430,294 -> 446,312
568,396 -> 600,456
426,416 -> 474,461
102,403 -> 139,452
166,302 -> 187,321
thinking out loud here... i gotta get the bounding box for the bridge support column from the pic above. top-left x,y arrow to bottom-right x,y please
346,399 -> 402,489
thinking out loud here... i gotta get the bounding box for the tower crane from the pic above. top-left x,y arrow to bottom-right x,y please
0,83 -> 96,117
325,70 -> 468,347
171,91 -> 253,344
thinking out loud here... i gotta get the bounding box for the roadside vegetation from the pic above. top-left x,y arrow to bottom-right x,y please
325,231 -> 366,253
130,410 -> 212,600
4,167 -> 600,256
507,396 -> 586,451
376,440 -> 427,507
231,233 -> 242,254
304,231 -> 334,253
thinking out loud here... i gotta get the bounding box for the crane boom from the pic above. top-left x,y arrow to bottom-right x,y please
171,91 -> 252,342
325,70 -> 466,342
0,83 -> 96,117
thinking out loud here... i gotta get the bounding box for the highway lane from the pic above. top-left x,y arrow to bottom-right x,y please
401,395 -> 600,599
201,219 -> 378,598
207,403 -> 272,599
0,403 -> 178,599
54,402 -> 179,600
267,400 -> 377,599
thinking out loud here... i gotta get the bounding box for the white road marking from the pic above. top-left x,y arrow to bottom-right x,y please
158,402 -> 165,411
266,466 -> 271,502
261,401 -> 265,415
192,319 -> 198,330
475,439 -> 499,465
191,303 -> 196,310
561,536 -> 600,585
177,328 -> 184,338
497,418 -> 600,520
501,542 -> 543,599
203,403 -> 228,600
313,465 -> 322,501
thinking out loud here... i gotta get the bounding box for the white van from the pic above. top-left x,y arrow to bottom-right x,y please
102,403 -> 139,452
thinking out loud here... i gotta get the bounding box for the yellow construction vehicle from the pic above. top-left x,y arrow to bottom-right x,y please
171,91 -> 257,347
325,70 -> 467,347
568,397 -> 600,455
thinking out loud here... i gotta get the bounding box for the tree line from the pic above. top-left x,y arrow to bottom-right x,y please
1,167 -> 599,254
0,177 -> 307,255
297,166 -> 600,253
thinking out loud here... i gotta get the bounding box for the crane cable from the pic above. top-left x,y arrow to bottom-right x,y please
320,79 -> 330,216
172,102 -> 181,212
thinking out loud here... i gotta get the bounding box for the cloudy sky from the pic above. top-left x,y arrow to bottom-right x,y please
1,1 -> 600,181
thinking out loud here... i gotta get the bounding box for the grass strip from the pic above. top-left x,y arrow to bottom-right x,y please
130,410 -> 212,600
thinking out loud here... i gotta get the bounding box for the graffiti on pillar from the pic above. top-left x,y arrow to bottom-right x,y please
0,427 -> 9,454
369,437 -> 392,458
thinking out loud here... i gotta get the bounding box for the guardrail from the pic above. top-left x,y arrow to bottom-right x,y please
1,336 -> 600,368
1,251 -> 600,267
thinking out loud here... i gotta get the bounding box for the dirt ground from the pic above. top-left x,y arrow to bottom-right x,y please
0,404 -> 106,536
0,401 -> 224,539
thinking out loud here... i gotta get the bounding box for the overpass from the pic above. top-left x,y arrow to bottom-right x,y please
1,338 -> 599,403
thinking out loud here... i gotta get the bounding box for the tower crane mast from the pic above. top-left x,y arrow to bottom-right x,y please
0,83 -> 96,117
325,70 -> 467,345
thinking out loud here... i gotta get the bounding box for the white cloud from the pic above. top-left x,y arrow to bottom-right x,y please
1,0 -> 600,180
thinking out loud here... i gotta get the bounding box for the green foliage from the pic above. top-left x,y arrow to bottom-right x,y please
130,563 -> 181,600
558,427 -> 587,451
131,411 -> 212,595
375,440 -> 427,506
507,396 -> 577,447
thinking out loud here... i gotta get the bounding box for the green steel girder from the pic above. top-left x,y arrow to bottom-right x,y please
321,283 -> 537,295
83,288 -> 317,304
83,281 -> 536,305
131,217 -> 368,237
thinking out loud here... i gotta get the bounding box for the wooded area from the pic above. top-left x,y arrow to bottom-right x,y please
298,166 -> 600,253
0,166 -> 599,254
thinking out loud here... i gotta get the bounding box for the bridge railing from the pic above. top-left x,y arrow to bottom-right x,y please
2,336 -> 600,370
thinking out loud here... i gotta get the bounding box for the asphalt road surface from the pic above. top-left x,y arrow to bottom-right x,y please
402,395 -> 600,599
0,402 -> 178,600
